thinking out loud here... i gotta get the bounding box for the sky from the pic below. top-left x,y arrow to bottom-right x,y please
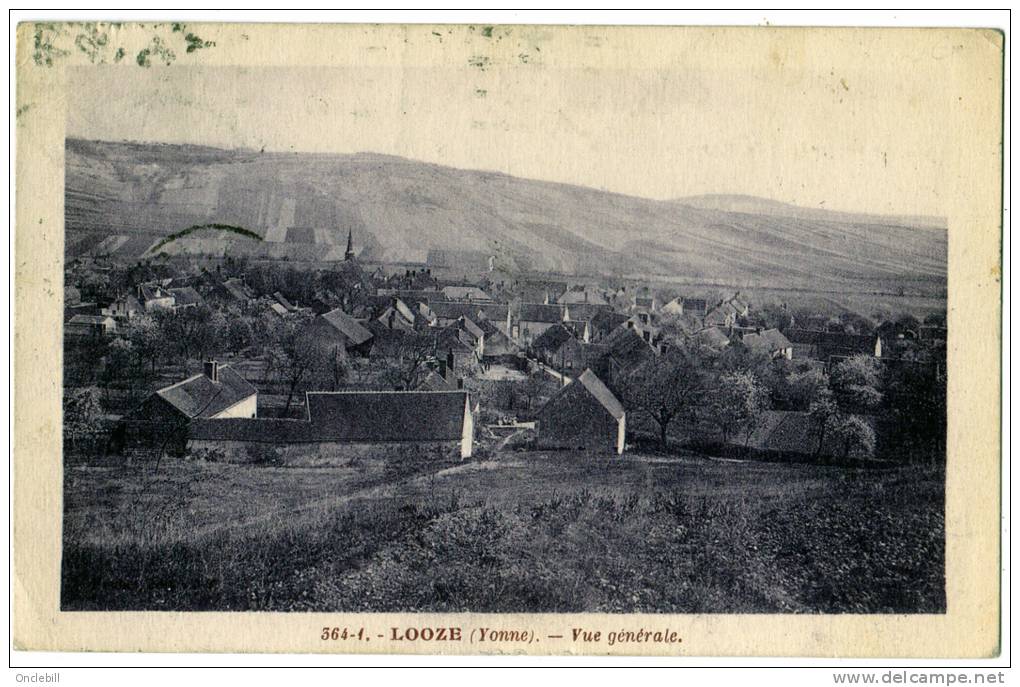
63,25 -> 989,217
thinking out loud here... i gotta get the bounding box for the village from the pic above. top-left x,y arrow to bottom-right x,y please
63,228 -> 948,468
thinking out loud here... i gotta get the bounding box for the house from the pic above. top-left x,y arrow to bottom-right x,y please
725,294 -> 750,317
630,287 -> 658,315
188,389 -> 476,460
429,301 -> 511,333
516,303 -> 567,343
441,285 -> 492,302
531,323 -> 585,372
589,310 -> 631,342
742,328 -> 794,359
117,361 -> 258,451
416,359 -> 460,392
66,314 -> 117,338
455,316 -> 486,356
516,279 -> 568,305
208,277 -> 255,304
786,329 -> 883,361
434,324 -> 480,371
102,294 -> 143,321
558,287 -> 608,306
137,283 -> 176,311
585,325 -> 656,382
305,391 -> 475,457
704,302 -> 739,327
693,326 -> 731,351
680,297 -> 709,317
375,298 -> 419,331
537,369 -> 626,455
476,318 -> 518,358
307,308 -> 374,356
168,286 -> 204,310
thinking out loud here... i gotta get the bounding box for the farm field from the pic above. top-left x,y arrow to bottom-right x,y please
62,450 -> 945,614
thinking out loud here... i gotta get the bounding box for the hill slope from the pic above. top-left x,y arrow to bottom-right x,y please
64,139 -> 947,293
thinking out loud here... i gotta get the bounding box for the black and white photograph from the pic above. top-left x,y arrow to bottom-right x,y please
11,17 -> 1005,664
54,26 -> 956,617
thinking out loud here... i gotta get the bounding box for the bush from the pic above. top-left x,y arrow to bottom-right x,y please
245,443 -> 283,466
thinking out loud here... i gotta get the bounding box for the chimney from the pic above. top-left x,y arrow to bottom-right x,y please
438,359 -> 448,379
203,360 -> 219,382
457,377 -> 464,390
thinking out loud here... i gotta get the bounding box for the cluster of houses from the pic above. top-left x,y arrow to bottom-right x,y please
74,232 -> 938,464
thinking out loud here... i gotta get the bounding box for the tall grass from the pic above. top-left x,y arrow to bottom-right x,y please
62,463 -> 944,613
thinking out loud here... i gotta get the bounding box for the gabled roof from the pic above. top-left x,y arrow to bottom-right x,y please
786,329 -> 878,355
319,308 -> 373,346
557,288 -> 608,305
544,369 -> 625,420
591,310 -> 631,333
220,278 -> 254,301
273,291 -> 296,311
269,302 -> 289,316
68,314 -> 115,326
305,390 -> 469,442
417,370 -> 458,392
457,316 -> 485,342
562,302 -> 613,322
138,283 -> 172,302
595,325 -> 656,370
519,302 -> 564,324
532,323 -> 575,353
442,285 -> 492,301
694,326 -> 731,349
109,294 -> 143,313
743,328 -> 793,352
156,365 -> 257,419
168,286 -> 203,307
435,324 -> 476,353
430,300 -> 508,323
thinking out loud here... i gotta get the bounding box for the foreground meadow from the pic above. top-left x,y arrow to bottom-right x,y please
61,450 -> 945,613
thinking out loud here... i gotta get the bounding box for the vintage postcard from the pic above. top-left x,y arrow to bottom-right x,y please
12,21 -> 1003,657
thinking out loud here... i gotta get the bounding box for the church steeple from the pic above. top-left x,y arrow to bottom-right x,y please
344,227 -> 355,261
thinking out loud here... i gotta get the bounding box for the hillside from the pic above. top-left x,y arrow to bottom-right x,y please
64,139 -> 947,293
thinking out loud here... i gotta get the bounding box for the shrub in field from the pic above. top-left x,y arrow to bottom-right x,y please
245,443 -> 283,466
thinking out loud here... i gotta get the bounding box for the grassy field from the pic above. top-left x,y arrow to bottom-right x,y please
61,449 -> 945,614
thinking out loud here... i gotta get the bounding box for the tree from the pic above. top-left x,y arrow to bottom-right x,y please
620,346 -> 707,451
100,336 -> 138,387
128,315 -> 165,377
380,332 -> 437,390
808,388 -> 839,460
830,355 -> 883,413
267,313 -> 326,416
786,368 -> 830,411
157,306 -> 221,371
313,342 -> 349,392
223,316 -> 254,356
706,371 -> 770,447
64,386 -> 105,455
830,414 -> 876,461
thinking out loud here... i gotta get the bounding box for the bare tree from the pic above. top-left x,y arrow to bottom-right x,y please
620,346 -> 707,451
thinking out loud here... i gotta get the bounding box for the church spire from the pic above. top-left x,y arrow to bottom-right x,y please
344,227 -> 355,261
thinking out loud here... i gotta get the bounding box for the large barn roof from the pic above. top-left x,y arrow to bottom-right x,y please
305,390 -> 469,442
